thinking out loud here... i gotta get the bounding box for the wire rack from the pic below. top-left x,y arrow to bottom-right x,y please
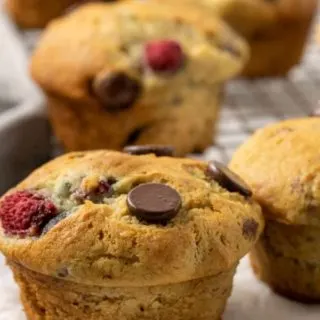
21,16 -> 320,164
204,31 -> 320,163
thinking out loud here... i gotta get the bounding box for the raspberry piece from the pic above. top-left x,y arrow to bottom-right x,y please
144,40 -> 184,73
0,191 -> 57,237
75,178 -> 116,203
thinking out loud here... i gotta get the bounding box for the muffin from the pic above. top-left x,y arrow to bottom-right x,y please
0,147 -> 263,320
31,1 -> 248,155
5,0 -> 76,28
160,0 -> 317,76
230,118 -> 320,302
5,0 -> 123,28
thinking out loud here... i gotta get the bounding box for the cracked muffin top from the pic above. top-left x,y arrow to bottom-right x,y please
230,118 -> 320,227
31,1 -> 248,103
0,149 -> 263,287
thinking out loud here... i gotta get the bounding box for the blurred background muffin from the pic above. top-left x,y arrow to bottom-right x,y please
31,1 -> 248,155
230,117 -> 320,303
5,0 -> 76,28
161,0 -> 318,77
5,0 -> 123,28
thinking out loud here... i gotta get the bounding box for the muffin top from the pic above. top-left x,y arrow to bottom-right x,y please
0,149 -> 263,287
31,1 -> 248,106
230,118 -> 320,227
161,0 -> 316,37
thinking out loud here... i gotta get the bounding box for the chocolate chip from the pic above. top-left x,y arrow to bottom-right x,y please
242,218 -> 258,240
207,161 -> 252,197
93,71 -> 142,111
57,267 -> 69,278
42,211 -> 69,235
123,145 -> 174,157
123,126 -> 148,146
127,183 -> 181,223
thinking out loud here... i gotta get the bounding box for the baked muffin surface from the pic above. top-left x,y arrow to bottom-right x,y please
230,118 -> 320,226
0,150 -> 263,287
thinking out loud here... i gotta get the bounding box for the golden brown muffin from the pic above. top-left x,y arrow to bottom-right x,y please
230,117 -> 320,303
5,0 -> 123,28
0,148 -> 263,320
160,0 -> 318,77
31,1 -> 248,155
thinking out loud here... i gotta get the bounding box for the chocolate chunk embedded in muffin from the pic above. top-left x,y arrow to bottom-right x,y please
230,117 -> 320,303
31,1 -> 248,155
0,150 -> 263,320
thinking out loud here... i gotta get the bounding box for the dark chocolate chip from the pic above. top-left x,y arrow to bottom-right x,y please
127,183 -> 181,223
57,267 -> 69,278
93,71 -> 142,111
242,218 -> 259,240
207,161 -> 252,197
42,211 -> 69,235
123,145 -> 174,157
123,126 -> 148,146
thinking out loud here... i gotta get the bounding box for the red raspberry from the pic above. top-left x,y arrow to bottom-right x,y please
144,40 -> 184,73
0,191 -> 57,237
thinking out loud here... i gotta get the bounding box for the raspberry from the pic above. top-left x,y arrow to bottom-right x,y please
144,40 -> 184,73
0,191 -> 57,237
75,178 -> 116,203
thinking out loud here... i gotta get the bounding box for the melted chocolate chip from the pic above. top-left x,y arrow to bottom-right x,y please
57,267 -> 69,278
123,145 -> 174,157
42,211 -> 69,235
93,72 -> 142,111
242,218 -> 259,240
127,183 -> 181,224
207,161 -> 252,197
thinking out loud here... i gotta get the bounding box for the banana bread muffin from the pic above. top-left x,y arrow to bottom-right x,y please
5,0 -> 123,28
31,1 -> 248,155
161,0 -> 317,76
0,147 -> 263,320
230,117 -> 320,303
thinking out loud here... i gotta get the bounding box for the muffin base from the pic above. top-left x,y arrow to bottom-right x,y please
250,221 -> 320,303
242,4 -> 317,77
46,88 -> 222,155
9,261 -> 236,320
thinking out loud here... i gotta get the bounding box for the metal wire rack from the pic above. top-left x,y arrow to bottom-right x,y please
21,15 -> 320,164
204,31 -> 320,163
